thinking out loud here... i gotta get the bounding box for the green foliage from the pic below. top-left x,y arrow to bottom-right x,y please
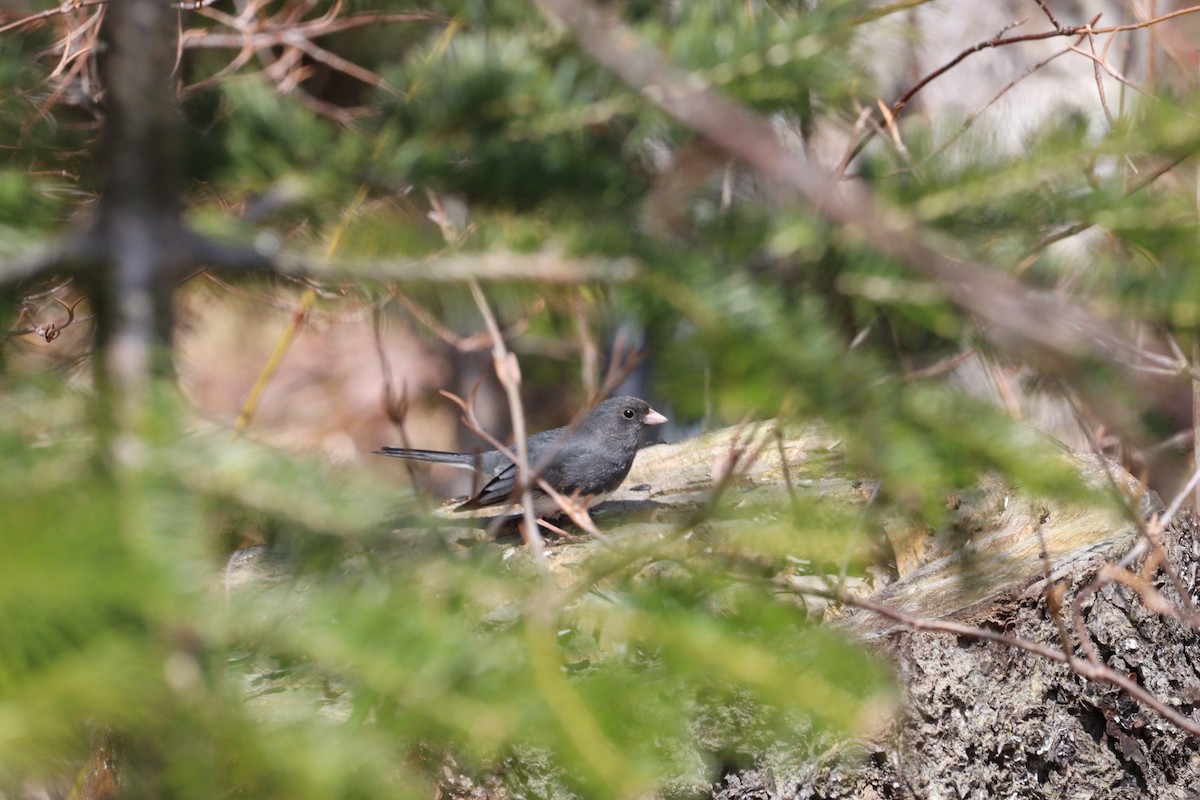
0,382 -> 893,797
4,0 -> 1198,795
0,32 -> 92,245
647,0 -> 867,113
381,30 -> 648,210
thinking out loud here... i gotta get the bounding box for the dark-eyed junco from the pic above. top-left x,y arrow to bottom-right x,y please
375,396 -> 667,514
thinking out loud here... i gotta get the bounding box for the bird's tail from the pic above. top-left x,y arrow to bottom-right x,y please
373,447 -> 477,470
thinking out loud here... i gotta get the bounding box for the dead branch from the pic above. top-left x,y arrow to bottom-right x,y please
2,0 -> 445,124
467,279 -> 547,563
7,295 -> 91,342
842,4 -> 1197,168
1031,0 -> 1062,29
888,7 -> 1200,121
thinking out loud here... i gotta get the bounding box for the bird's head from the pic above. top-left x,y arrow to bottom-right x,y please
585,395 -> 667,441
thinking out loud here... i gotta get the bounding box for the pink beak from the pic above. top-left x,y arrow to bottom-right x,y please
644,408 -> 668,426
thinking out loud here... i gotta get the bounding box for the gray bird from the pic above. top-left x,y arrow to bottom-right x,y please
375,395 -> 667,514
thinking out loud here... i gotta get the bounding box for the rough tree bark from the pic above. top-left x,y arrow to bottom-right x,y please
720,514 -> 1200,800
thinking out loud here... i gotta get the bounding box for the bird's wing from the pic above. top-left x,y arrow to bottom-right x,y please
454,459 -> 553,510
457,462 -> 510,510
452,426 -> 570,511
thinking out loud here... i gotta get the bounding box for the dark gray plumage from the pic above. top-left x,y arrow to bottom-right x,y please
375,396 -> 667,512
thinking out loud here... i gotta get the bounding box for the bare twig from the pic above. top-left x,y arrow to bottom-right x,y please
0,0 -> 107,36
843,4 -> 1200,167
7,0 -> 443,124
467,280 -> 546,565
896,349 -> 977,383
198,271 -> 384,321
888,10 -> 1195,120
1067,41 -> 1152,100
678,418 -> 775,533
1159,462 -> 1200,533
1089,29 -> 1113,127
1031,0 -> 1061,29
917,44 -> 1074,170
834,106 -> 874,182
7,295 -> 91,342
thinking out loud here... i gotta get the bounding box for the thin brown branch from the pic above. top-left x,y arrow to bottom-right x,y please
889,8 -> 1199,120
834,106 -> 873,182
468,280 -> 546,565
678,418 -> 775,533
0,0 -> 107,36
282,35 -> 392,92
1063,395 -> 1200,679
918,45 -> 1074,170
898,349 -> 977,383
1067,41 -> 1152,99
21,0 -> 443,124
182,10 -> 443,50
7,295 -> 90,342
1031,0 -> 1061,29
394,291 -> 542,353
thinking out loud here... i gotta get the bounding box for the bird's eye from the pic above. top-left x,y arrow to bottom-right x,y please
623,408 -> 635,420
